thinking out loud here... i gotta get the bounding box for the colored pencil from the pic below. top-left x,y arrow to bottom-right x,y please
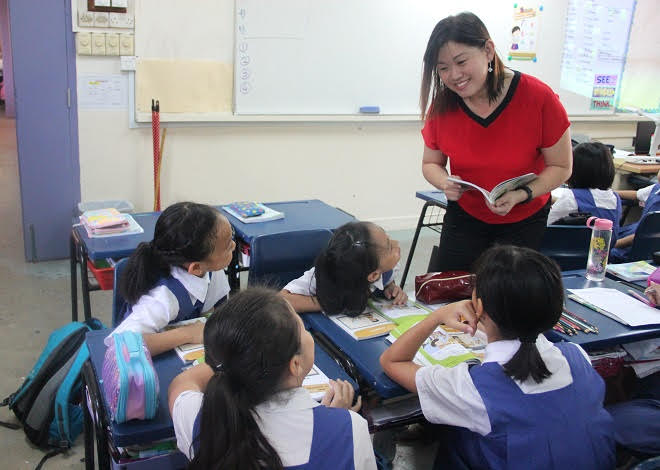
562,307 -> 599,333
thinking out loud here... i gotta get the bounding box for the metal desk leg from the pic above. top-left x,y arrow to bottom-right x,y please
400,202 -> 432,289
83,360 -> 111,470
228,244 -> 241,293
70,233 -> 79,322
83,386 -> 95,470
80,245 -> 92,322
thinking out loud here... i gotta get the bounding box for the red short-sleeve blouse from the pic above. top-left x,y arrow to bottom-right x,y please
422,71 -> 570,224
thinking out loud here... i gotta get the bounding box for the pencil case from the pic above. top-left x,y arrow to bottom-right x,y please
102,331 -> 159,423
228,201 -> 265,218
647,266 -> 660,286
415,271 -> 475,304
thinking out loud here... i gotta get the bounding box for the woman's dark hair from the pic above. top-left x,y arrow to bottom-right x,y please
189,288 -> 300,470
473,245 -> 563,383
567,142 -> 614,190
315,221 -> 380,316
420,12 -> 506,119
120,202 -> 221,304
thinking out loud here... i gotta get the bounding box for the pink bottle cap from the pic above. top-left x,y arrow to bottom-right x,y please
586,216 -> 613,230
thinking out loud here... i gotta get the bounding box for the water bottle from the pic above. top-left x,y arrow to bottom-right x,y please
585,217 -> 613,281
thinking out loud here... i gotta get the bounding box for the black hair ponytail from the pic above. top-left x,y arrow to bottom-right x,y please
120,202 -> 221,304
189,288 -> 301,470
473,245 -> 564,383
314,221 -> 380,316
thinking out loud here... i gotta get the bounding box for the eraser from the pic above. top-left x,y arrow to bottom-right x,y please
359,106 -> 380,114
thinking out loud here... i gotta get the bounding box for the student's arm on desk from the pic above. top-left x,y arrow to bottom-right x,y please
615,233 -> 635,249
280,290 -> 321,313
616,189 -> 640,201
168,363 -> 214,415
144,322 -> 204,357
380,301 -> 477,393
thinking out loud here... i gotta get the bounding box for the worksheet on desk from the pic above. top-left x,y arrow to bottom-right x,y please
568,288 -> 660,327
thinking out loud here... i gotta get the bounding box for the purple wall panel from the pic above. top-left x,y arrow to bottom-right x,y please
10,0 -> 80,260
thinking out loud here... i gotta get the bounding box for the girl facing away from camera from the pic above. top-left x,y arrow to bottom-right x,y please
168,288 -> 376,470
109,202 -> 235,356
381,245 -> 614,469
281,221 -> 406,316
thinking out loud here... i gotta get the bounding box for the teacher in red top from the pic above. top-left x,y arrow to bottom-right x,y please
421,12 -> 572,272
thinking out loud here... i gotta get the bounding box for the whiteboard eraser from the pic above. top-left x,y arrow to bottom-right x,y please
359,106 -> 380,114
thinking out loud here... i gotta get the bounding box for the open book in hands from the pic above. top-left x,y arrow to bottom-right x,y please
447,173 -> 537,205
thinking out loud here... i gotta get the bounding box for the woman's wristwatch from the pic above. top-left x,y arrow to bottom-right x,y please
519,185 -> 533,204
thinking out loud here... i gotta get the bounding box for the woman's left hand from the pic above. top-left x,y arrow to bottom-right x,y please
488,189 -> 527,216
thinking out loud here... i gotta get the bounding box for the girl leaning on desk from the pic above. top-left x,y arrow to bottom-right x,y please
420,12 -> 572,271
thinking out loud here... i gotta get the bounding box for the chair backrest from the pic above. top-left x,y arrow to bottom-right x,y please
539,225 -> 592,271
248,229 -> 333,290
628,211 -> 660,262
112,257 -> 129,327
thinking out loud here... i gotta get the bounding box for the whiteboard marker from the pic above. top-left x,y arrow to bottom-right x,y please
359,106 -> 380,114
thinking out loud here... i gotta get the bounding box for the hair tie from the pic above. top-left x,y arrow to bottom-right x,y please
520,335 -> 536,344
214,362 -> 225,373
344,232 -> 363,248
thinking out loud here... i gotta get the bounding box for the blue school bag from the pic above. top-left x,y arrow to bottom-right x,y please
102,331 -> 159,423
0,318 -> 104,468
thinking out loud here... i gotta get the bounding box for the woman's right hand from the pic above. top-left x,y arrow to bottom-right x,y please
441,175 -> 465,201
321,379 -> 362,412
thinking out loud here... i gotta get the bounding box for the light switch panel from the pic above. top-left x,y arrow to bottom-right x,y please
91,33 -> 106,55
76,32 -> 92,55
93,12 -> 109,28
78,10 -> 94,28
119,34 -> 134,55
105,33 -> 119,55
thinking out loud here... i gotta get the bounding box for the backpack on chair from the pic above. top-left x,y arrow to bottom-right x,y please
0,318 -> 105,469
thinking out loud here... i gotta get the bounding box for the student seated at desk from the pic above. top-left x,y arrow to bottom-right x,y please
380,245 -> 615,470
612,170 -> 660,261
108,202 -> 235,356
548,142 -> 622,243
281,221 -> 407,315
168,288 -> 376,470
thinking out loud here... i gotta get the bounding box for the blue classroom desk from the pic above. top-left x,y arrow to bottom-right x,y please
71,199 -> 354,322
545,270 -> 660,350
83,328 -> 356,470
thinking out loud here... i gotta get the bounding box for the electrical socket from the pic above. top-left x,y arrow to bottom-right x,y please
119,34 -> 134,55
93,12 -> 110,28
105,33 -> 120,55
91,33 -> 106,55
76,32 -> 92,55
78,10 -> 94,28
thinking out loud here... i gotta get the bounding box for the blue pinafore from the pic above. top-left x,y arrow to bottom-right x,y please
439,342 -> 615,470
571,188 -> 621,245
192,405 -> 356,469
612,183 -> 660,261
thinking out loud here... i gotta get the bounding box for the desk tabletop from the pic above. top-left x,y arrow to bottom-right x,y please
544,271 -> 660,350
76,199 -> 353,261
615,160 -> 660,174
220,199 -> 354,242
415,190 -> 448,207
304,313 -> 408,399
86,327 -> 355,447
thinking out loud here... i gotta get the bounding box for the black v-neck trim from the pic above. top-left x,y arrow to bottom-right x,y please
458,71 -> 521,128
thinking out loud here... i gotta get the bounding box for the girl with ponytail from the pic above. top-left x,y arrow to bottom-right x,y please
168,288 -> 376,469
282,221 -> 406,316
108,202 -> 235,356
381,245 -> 614,469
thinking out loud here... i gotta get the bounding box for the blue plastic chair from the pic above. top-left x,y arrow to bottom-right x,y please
247,229 -> 333,289
539,225 -> 592,271
627,211 -> 660,262
111,257 -> 129,327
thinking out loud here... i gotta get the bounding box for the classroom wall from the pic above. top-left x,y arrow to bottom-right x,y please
75,24 -> 640,231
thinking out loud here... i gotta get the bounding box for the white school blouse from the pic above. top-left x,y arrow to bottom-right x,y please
548,188 -> 619,225
106,266 -> 230,344
415,335 -> 591,435
282,266 -> 395,297
172,387 -> 376,469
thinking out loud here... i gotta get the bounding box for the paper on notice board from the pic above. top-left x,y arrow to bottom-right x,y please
136,59 -> 233,113
78,74 -> 128,109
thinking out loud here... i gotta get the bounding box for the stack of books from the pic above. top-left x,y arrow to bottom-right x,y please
79,208 -> 142,238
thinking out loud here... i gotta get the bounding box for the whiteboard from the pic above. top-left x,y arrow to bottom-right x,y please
234,0 -> 613,115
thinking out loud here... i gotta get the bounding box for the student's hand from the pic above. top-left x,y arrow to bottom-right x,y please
645,282 -> 660,306
431,300 -> 478,336
183,321 -> 205,345
441,176 -> 465,201
489,189 -> 527,216
384,283 -> 408,305
321,379 -> 362,412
